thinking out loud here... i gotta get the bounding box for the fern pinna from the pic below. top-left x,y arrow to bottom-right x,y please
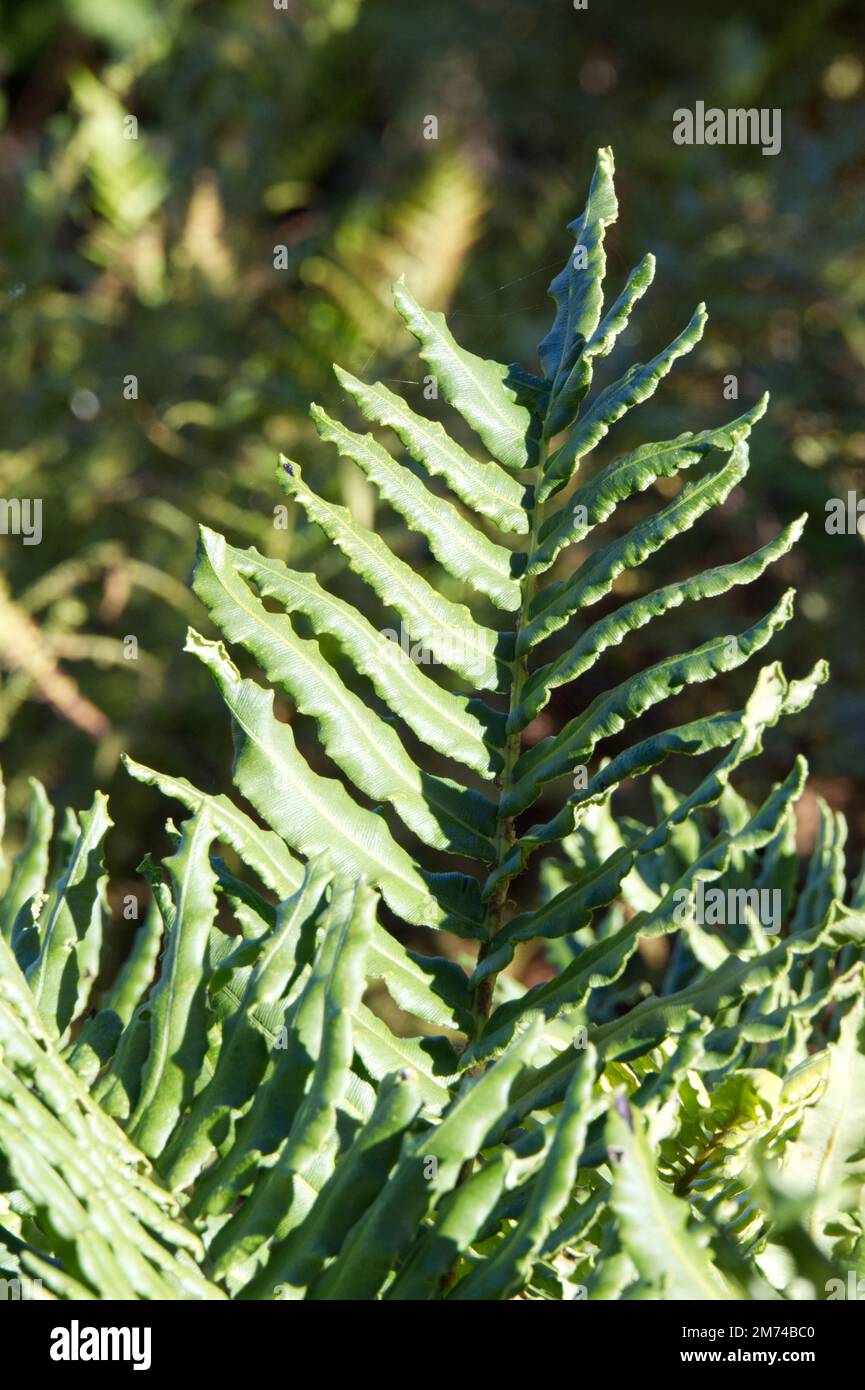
2,148 -> 863,1302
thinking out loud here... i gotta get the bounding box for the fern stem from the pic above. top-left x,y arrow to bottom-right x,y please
444,434 -> 546,1295
470,434 -> 546,1039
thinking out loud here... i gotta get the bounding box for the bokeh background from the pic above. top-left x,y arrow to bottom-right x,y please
1,0 -> 864,910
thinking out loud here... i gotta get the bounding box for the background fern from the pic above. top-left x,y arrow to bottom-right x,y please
3,0 -> 863,876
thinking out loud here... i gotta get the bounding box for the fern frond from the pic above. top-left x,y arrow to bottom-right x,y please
1,147 -> 857,1303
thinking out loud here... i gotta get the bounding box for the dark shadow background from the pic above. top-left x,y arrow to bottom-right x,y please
1,0 -> 863,923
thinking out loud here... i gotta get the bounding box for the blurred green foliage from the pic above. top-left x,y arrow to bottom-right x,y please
1,0 -> 864,884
